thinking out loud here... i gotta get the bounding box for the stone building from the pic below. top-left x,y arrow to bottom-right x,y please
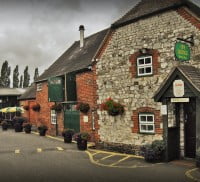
94,0 -> 200,160
28,27 -> 108,139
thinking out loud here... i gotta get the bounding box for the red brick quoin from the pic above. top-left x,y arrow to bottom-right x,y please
129,49 -> 160,78
132,107 -> 163,134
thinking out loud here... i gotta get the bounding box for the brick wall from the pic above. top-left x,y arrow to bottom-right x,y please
132,107 -> 162,134
36,81 -> 64,136
76,70 -> 100,142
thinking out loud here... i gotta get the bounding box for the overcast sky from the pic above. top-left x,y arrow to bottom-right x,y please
0,0 -> 199,86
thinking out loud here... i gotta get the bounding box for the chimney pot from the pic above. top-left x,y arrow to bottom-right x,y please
79,25 -> 85,48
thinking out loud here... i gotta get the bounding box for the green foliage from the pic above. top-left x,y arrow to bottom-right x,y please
34,68 -> 39,81
76,102 -> 90,113
23,66 -> 30,88
143,140 -> 166,162
0,60 -> 11,88
19,75 -> 23,88
13,65 -> 19,88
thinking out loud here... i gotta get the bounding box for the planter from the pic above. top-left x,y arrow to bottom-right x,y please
24,127 -> 31,134
64,135 -> 72,143
39,129 -> 47,136
108,109 -> 120,116
196,160 -> 200,167
14,123 -> 23,132
2,125 -> 8,131
77,138 -> 87,150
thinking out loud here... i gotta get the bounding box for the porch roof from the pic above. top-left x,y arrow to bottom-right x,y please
154,65 -> 200,102
18,84 -> 36,100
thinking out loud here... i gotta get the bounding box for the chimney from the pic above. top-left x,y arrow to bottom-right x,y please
79,25 -> 85,48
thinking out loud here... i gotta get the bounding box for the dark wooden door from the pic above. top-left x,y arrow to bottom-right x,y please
184,99 -> 196,158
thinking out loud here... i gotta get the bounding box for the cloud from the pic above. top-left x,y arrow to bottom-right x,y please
0,0 -> 139,85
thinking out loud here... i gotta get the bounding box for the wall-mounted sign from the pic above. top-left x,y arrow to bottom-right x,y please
173,80 -> 184,97
171,98 -> 189,103
174,42 -> 190,61
161,105 -> 167,115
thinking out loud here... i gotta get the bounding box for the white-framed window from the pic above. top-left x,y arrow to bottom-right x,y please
137,56 -> 153,76
139,113 -> 155,133
37,83 -> 42,91
51,110 -> 57,125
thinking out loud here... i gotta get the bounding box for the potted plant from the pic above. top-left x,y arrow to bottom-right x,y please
100,97 -> 124,116
32,103 -> 40,112
14,122 -> 23,132
62,129 -> 75,143
76,102 -> 90,114
74,132 -> 90,150
196,148 -> 200,167
23,123 -> 32,134
51,103 -> 63,112
1,121 -> 8,131
38,125 -> 48,136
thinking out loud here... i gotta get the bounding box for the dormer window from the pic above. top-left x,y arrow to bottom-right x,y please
137,56 -> 153,76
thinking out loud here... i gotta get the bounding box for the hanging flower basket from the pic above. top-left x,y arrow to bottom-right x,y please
23,105 -> 29,111
51,103 -> 63,112
100,98 -> 124,116
76,102 -> 90,114
32,103 -> 40,112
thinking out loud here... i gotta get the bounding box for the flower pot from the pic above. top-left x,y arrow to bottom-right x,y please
2,125 -> 8,131
64,136 -> 72,143
108,109 -> 120,116
77,138 -> 87,150
39,129 -> 47,136
14,123 -> 23,132
24,128 -> 31,134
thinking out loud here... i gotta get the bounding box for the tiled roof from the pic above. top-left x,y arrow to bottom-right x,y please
154,65 -> 200,101
0,88 -> 27,96
36,29 -> 108,82
18,84 -> 36,100
112,0 -> 198,28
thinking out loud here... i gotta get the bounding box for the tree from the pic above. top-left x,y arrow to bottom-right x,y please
0,60 -> 11,88
13,65 -> 19,88
23,66 -> 30,88
34,68 -> 39,81
19,75 -> 23,88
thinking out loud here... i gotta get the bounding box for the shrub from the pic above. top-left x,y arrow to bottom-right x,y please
143,140 -> 166,163
62,129 -> 75,137
74,132 -> 90,141
76,102 -> 90,114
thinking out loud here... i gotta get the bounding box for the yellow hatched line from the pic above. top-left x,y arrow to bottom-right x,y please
110,156 -> 130,166
96,154 -> 114,162
37,148 -> 42,153
92,151 -> 101,156
15,149 -> 20,154
56,147 -> 64,151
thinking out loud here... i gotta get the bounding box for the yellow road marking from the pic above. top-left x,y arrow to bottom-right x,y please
185,168 -> 199,182
88,149 -> 144,159
110,156 -> 130,166
98,154 -> 114,162
92,151 -> 101,156
56,147 -> 64,151
15,150 -> 20,154
37,148 -> 42,153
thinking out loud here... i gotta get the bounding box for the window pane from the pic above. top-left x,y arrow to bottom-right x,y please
138,59 -> 144,65
147,125 -> 154,131
139,68 -> 145,74
140,116 -> 146,122
141,125 -> 146,131
145,57 -> 151,64
147,116 -> 153,122
146,67 -> 152,73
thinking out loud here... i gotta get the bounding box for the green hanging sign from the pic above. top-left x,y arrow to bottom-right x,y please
48,77 -> 64,102
174,42 -> 190,61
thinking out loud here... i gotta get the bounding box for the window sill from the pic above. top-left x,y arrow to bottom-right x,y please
139,132 -> 155,135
